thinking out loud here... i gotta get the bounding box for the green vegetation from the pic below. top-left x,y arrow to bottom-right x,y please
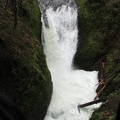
74,0 -> 120,70
0,0 -> 119,119
0,0 -> 52,120
74,0 -> 120,119
20,0 -> 42,41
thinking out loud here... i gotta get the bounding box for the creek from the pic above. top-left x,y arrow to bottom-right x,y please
38,0 -> 101,119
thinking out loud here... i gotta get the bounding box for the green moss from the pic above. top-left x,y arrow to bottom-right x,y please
74,0 -> 120,70
74,0 -> 120,119
90,89 -> 119,120
0,1 -> 52,120
90,111 -> 103,120
90,70 -> 120,120
20,0 -> 41,41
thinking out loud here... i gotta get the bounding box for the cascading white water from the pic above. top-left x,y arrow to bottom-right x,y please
39,1 -> 101,120
42,6 -> 77,70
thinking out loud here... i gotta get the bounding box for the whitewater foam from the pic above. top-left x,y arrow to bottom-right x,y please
39,3 -> 101,120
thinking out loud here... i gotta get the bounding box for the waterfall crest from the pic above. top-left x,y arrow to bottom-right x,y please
38,0 -> 101,119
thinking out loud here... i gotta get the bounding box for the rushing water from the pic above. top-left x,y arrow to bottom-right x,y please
38,0 -> 101,120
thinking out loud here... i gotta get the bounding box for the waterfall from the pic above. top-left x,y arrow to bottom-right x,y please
38,0 -> 101,120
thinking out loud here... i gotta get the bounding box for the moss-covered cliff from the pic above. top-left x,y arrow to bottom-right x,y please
75,0 -> 120,119
20,0 -> 42,41
74,0 -> 120,71
0,0 -> 52,120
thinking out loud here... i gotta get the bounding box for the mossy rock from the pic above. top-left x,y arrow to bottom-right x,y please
74,0 -> 120,119
90,89 -> 120,120
19,0 -> 42,41
0,1 -> 52,120
74,0 -> 120,70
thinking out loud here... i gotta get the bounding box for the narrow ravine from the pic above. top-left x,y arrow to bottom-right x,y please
38,0 -> 101,119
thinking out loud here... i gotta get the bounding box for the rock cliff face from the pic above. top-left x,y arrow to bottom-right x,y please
0,0 -> 119,119
0,0 -> 52,120
75,0 -> 120,119
74,0 -> 120,71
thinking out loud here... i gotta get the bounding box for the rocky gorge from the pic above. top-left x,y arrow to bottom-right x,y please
0,0 -> 119,120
